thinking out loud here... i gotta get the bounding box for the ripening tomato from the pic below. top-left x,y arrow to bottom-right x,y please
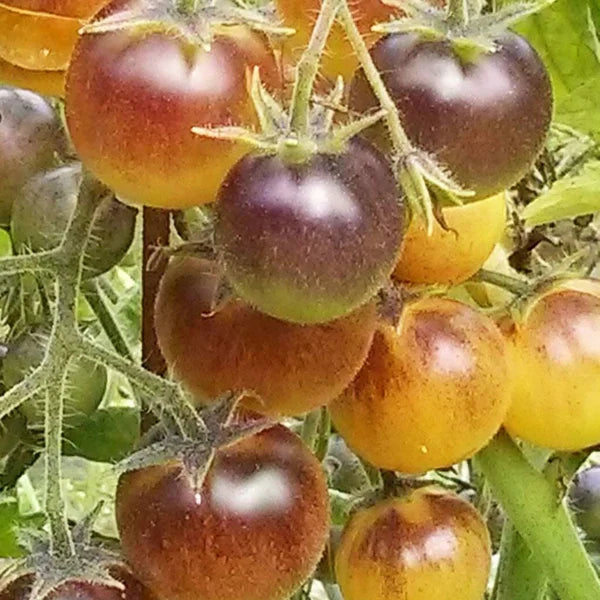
0,57 -> 66,96
0,568 -> 157,600
0,85 -> 65,226
394,193 -> 507,285
504,279 -> 600,450
336,487 -> 491,600
0,1 -> 107,72
350,31 -> 552,199
276,0 -> 395,81
116,421 -> 329,600
66,0 -> 281,209
330,297 -> 511,473
154,256 -> 377,417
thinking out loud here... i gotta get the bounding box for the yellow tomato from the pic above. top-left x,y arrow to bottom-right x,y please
0,56 -> 65,96
330,296 -> 511,473
336,487 -> 491,600
394,192 -> 507,285
505,278 -> 600,450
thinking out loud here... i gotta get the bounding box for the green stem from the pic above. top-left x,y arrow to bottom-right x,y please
447,0 -> 470,26
176,0 -> 199,16
339,1 -> 412,155
82,280 -> 134,362
289,0 -> 341,137
473,269 -> 530,296
475,431 -> 600,600
301,409 -> 322,452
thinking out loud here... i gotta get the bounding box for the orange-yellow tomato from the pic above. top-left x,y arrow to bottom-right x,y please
394,193 -> 507,285
154,257 -> 377,417
504,278 -> 600,450
0,1 -> 107,71
336,487 -> 491,600
330,296 -> 511,473
276,0 -> 395,81
0,56 -> 65,96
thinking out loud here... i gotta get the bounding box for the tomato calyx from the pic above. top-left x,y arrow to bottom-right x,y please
375,0 -> 555,57
0,505 -> 123,600
81,0 -> 292,51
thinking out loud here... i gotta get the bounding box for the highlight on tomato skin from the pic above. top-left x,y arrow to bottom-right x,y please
154,256 -> 378,417
335,487 -> 492,600
504,279 -> 600,451
65,0 -> 282,210
394,192 -> 507,285
116,421 -> 330,600
330,296 -> 511,473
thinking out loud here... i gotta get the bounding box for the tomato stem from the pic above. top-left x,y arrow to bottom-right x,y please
289,0 -> 341,139
473,269 -> 530,296
176,0 -> 200,16
475,430 -> 600,600
447,0 -> 470,26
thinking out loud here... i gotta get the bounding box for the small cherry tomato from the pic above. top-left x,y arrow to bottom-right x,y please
330,296 -> 511,473
336,487 -> 491,600
504,279 -> 600,450
0,85 -> 65,226
394,193 -> 507,285
66,0 -> 281,209
350,32 -> 553,199
154,256 -> 377,416
570,466 -> 600,541
116,421 -> 329,600
215,137 -> 404,324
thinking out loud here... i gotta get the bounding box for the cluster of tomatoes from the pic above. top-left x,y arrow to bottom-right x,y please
1,0 -> 599,600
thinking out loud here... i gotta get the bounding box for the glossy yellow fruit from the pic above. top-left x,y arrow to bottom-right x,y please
394,193 -> 507,285
0,56 -> 65,96
330,297 -> 511,473
505,278 -> 600,450
336,487 -> 491,600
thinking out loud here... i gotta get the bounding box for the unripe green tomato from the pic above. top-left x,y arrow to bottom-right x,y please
11,163 -> 137,278
2,328 -> 107,430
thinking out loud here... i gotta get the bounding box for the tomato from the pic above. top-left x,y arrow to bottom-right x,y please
350,32 -> 553,200
11,163 -> 137,278
216,137 -> 404,324
0,86 -> 65,226
330,297 -> 510,473
335,487 -> 491,600
65,0 -> 281,210
569,466 -> 600,541
504,279 -> 600,450
0,57 -> 65,97
276,0 -> 395,81
2,328 -> 107,430
0,569 -> 157,600
0,1 -> 107,72
394,192 -> 507,285
116,421 -> 329,600
154,256 -> 376,417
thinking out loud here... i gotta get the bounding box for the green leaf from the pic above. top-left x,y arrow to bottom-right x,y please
522,160 -> 600,225
63,407 -> 140,464
0,229 -> 12,257
0,498 -> 23,558
516,0 -> 600,137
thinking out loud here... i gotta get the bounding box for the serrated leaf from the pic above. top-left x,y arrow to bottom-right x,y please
516,0 -> 600,137
522,160 -> 600,225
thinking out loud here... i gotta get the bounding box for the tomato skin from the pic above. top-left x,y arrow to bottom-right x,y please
1,0 -> 106,18
11,163 -> 137,278
2,329 -> 107,430
0,86 -> 65,226
504,280 -> 600,450
0,57 -> 65,96
154,256 -> 377,417
330,297 -> 511,473
66,1 -> 281,209
116,422 -> 329,600
336,487 -> 491,600
216,137 -> 404,324
350,32 -> 552,200
570,466 -> 600,541
394,193 -> 507,285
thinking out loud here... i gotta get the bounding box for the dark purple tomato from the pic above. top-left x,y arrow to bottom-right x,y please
570,466 -> 600,540
215,138 -> 404,324
0,569 -> 157,600
10,163 -> 137,278
0,86 -> 65,226
349,32 -> 553,200
116,421 -> 330,600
